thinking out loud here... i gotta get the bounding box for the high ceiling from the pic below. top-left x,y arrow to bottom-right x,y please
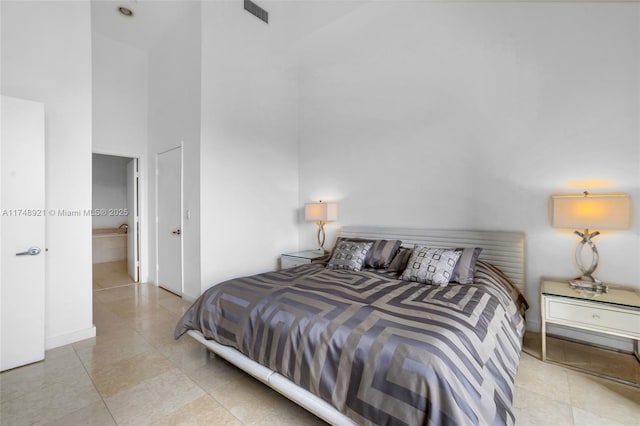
91,0 -> 201,51
91,0 -> 622,53
90,0 -> 367,52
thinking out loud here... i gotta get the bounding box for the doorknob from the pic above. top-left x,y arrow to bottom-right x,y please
172,228 -> 181,235
16,247 -> 42,256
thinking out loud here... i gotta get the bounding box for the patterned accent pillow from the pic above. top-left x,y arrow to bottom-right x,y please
333,238 -> 401,269
450,247 -> 483,284
401,246 -> 462,286
327,241 -> 373,271
387,247 -> 413,274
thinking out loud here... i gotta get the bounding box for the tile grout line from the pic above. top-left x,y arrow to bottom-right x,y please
94,282 -> 138,292
72,308 -> 120,426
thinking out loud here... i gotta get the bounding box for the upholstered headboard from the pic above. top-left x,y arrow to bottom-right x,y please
338,226 -> 527,294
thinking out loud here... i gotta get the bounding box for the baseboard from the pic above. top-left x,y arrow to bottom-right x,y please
525,317 -> 634,352
182,293 -> 198,303
526,318 -> 541,331
45,326 -> 96,350
545,324 -> 634,353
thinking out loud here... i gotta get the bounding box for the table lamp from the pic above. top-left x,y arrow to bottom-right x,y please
304,201 -> 338,254
550,192 -> 631,293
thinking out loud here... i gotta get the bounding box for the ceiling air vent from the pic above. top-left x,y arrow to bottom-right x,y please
244,0 -> 268,24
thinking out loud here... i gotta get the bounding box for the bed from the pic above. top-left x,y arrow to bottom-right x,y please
175,226 -> 528,425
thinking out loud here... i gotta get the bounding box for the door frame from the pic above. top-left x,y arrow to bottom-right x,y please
92,149 -> 147,283
155,143 -> 184,295
126,158 -> 139,282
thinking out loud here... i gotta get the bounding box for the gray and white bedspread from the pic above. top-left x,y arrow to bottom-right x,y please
175,261 -> 528,426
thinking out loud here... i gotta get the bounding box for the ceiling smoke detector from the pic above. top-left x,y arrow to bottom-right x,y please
118,6 -> 134,17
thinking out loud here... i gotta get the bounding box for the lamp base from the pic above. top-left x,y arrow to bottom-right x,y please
569,279 -> 608,294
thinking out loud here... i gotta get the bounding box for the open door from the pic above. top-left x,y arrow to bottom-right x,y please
1,96 -> 46,371
126,158 -> 139,282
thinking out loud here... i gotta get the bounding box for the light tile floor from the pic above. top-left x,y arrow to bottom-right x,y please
1,279 -> 638,425
524,333 -> 640,388
92,261 -> 135,291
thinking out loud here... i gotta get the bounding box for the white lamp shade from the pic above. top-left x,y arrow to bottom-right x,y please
304,202 -> 338,222
550,193 -> 631,230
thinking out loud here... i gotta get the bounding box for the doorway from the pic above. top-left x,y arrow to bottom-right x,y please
91,153 -> 140,290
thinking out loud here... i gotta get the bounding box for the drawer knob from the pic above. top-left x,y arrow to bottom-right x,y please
592,314 -> 600,320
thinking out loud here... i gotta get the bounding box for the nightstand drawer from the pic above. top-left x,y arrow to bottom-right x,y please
546,297 -> 640,339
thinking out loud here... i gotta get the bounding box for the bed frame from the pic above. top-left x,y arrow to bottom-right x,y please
187,226 -> 526,425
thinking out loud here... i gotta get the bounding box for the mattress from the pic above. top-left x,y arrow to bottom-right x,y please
175,260 -> 528,425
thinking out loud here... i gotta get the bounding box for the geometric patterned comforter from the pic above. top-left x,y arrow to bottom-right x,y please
175,261 -> 528,425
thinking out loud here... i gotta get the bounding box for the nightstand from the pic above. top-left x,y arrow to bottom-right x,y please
540,279 -> 640,379
280,250 -> 330,270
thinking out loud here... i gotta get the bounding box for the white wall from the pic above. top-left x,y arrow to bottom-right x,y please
296,2 -> 640,333
91,31 -> 150,282
1,1 -> 95,348
5,0 -> 632,352
92,154 -> 129,229
200,1 -> 300,288
92,33 -> 148,156
147,3 -> 202,300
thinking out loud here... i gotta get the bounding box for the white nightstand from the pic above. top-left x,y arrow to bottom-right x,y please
280,250 -> 330,270
540,279 -> 640,368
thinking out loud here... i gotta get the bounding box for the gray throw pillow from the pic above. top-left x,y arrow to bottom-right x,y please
450,247 -> 483,284
387,247 -> 412,274
327,241 -> 373,271
365,239 -> 402,269
401,246 -> 462,286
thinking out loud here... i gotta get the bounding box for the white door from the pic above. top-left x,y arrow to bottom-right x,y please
157,147 -> 182,295
126,158 -> 139,282
0,96 -> 46,371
